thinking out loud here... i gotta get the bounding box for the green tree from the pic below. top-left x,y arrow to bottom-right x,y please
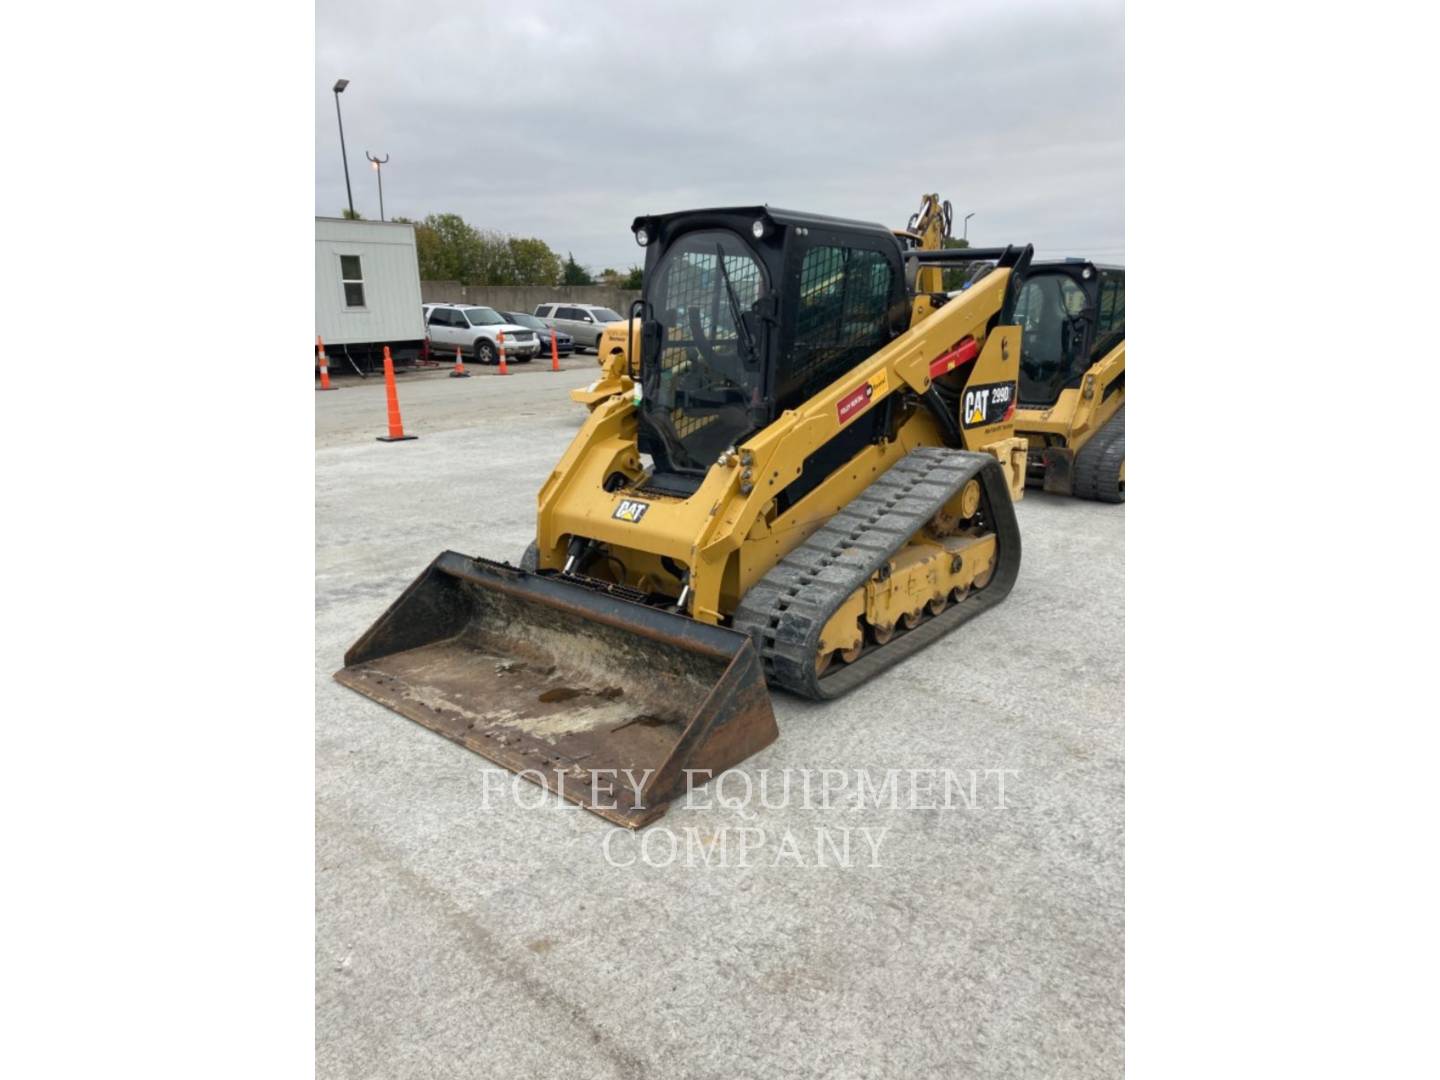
621,265 -> 643,290
472,228 -> 514,285
941,236 -> 972,292
392,216 -> 441,281
507,237 -> 562,285
417,213 -> 484,282
401,213 -> 574,287
412,222 -> 443,280
341,207 -> 364,220
561,252 -> 594,286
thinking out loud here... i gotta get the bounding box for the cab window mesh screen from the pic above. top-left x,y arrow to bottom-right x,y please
651,234 -> 762,440
1096,274 -> 1124,332
1091,271 -> 1125,361
784,245 -> 892,400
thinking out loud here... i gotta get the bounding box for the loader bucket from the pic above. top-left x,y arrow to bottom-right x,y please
334,551 -> 778,828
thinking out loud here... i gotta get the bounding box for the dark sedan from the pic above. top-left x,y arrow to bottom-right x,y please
501,312 -> 573,357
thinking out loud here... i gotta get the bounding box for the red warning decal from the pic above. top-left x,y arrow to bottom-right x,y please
836,371 -> 887,425
836,382 -> 874,424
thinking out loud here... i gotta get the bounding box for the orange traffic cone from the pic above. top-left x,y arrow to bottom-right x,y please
497,331 -> 510,376
450,346 -> 470,378
317,336 -> 335,391
376,346 -> 417,442
550,329 -> 561,372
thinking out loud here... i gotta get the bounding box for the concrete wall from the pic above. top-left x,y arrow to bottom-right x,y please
420,282 -> 640,316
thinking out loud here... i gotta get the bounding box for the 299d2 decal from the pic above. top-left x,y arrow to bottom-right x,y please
961,381 -> 1017,429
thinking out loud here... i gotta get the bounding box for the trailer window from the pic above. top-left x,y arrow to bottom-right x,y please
340,255 -> 365,308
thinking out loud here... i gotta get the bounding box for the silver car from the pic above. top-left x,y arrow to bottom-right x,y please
533,302 -> 626,352
423,303 -> 540,364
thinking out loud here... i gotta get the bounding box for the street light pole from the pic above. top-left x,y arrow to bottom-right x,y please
366,151 -> 389,221
963,212 -> 975,242
333,79 -> 355,218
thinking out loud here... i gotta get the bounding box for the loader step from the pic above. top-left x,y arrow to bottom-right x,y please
732,446 -> 1021,700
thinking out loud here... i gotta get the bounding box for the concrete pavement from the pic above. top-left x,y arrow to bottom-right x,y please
315,370 -> 1124,1079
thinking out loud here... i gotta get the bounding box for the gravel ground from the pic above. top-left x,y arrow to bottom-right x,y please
315,369 -> 1124,1079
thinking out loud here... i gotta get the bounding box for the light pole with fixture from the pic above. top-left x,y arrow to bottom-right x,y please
333,79 -> 355,218
963,212 -> 975,242
365,151 -> 389,221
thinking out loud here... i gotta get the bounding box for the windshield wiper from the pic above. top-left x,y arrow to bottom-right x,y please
716,245 -> 759,365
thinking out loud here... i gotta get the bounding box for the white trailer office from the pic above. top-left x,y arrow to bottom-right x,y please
315,217 -> 426,371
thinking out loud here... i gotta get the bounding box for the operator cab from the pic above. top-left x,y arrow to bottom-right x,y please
629,207 -> 910,491
1008,261 -> 1125,407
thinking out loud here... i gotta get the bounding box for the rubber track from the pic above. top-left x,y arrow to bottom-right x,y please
732,447 -> 1022,700
1073,405 -> 1125,503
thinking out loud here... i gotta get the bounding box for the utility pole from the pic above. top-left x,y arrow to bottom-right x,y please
333,79 -> 355,217
366,151 -> 390,221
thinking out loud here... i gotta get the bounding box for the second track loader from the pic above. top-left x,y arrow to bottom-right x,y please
1010,260 -> 1124,501
939,252 -> 1126,501
338,206 -> 1035,826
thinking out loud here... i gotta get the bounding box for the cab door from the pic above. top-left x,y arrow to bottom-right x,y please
1012,272 -> 1095,406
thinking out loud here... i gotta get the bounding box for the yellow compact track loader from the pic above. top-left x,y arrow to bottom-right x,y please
337,206 -> 1036,826
957,256 -> 1125,500
895,195 -> 1124,500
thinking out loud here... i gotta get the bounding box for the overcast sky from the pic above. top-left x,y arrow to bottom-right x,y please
316,0 -> 1123,271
